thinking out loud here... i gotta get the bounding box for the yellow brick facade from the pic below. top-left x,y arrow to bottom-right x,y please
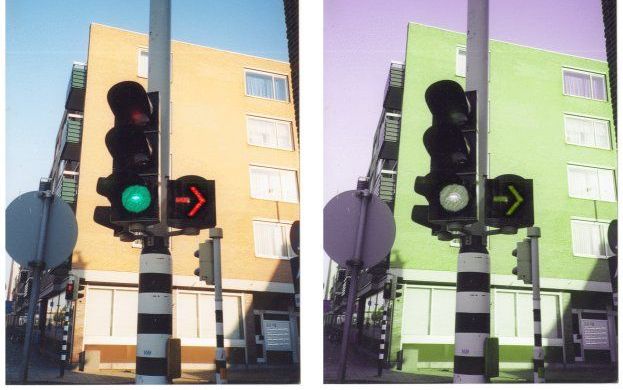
74,24 -> 299,284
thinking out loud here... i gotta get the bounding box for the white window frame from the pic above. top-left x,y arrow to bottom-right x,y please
562,68 -> 607,101
252,219 -> 294,260
174,290 -> 246,346
493,289 -> 564,345
400,285 -> 457,343
137,48 -> 149,78
456,47 -> 467,77
246,115 -> 294,151
564,114 -> 611,150
570,219 -> 614,259
244,69 -> 289,102
83,286 -> 139,345
567,164 -> 616,202
248,165 -> 299,203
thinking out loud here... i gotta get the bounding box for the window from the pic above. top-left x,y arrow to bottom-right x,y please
563,69 -> 607,101
84,288 -> 138,337
564,115 -> 611,149
138,49 -> 149,78
567,165 -> 616,201
247,116 -> 293,150
456,47 -> 467,77
245,70 -> 289,101
571,219 -> 614,258
177,292 -> 244,340
494,290 -> 561,339
249,165 -> 298,202
402,287 -> 455,336
253,220 -> 293,259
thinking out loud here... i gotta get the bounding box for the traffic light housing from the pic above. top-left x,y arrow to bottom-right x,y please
194,241 -> 215,284
94,81 -> 160,231
412,80 -> 477,232
486,175 -> 534,229
168,176 -> 216,230
512,239 -> 532,284
65,280 -> 74,301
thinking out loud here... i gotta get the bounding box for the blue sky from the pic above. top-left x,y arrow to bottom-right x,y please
5,0 -> 289,283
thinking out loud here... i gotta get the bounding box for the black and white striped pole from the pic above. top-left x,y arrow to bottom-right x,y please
377,279 -> 391,376
136,236 -> 172,384
453,235 -> 490,383
210,228 -> 227,384
59,302 -> 72,377
527,227 -> 545,383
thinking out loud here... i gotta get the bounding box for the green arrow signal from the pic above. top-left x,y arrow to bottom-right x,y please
505,185 -> 524,216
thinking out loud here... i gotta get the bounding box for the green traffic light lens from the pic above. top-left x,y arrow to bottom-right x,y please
121,185 -> 152,213
439,184 -> 469,212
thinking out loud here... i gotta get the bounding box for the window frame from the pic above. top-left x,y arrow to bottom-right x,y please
566,164 -> 616,202
570,218 -> 614,259
137,48 -> 149,78
246,115 -> 294,151
248,164 -> 299,203
562,68 -> 608,101
244,69 -> 290,102
455,46 -> 467,78
563,114 -> 612,150
252,219 -> 294,260
83,286 -> 139,345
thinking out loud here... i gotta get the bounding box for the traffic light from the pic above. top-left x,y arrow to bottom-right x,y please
394,280 -> 403,299
383,279 -> 392,300
65,280 -> 74,301
74,278 -> 86,300
486,175 -> 534,229
94,81 -> 159,231
512,239 -> 532,284
194,241 -> 214,284
168,176 -> 216,230
412,80 -> 477,232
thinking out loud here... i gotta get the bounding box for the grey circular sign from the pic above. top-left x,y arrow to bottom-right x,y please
6,191 -> 78,269
324,190 -> 396,268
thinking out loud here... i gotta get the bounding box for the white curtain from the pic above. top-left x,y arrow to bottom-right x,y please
274,77 -> 288,101
568,165 -> 599,199
591,75 -> 606,100
246,72 -> 274,99
571,220 -> 604,257
564,70 -> 591,98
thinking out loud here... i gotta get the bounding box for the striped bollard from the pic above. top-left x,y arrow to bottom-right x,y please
136,236 -> 172,384
528,227 -> 545,383
377,279 -> 391,376
453,235 -> 490,384
59,303 -> 72,377
210,228 -> 227,384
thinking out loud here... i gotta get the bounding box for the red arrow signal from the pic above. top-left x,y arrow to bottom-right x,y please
187,186 -> 207,217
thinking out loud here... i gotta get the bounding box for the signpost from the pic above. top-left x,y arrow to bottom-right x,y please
324,180 -> 396,383
6,183 -> 78,383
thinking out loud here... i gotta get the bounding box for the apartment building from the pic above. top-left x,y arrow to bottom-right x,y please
30,23 -> 299,369
330,23 -> 617,371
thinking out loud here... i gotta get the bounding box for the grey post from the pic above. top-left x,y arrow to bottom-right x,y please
210,228 -> 227,384
18,178 -> 53,383
527,227 -> 545,383
336,179 -> 371,383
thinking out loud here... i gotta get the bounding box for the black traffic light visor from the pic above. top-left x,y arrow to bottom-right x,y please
425,80 -> 470,126
107,81 -> 152,126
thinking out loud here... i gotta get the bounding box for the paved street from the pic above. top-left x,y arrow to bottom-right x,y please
6,335 -> 299,384
324,334 -> 617,384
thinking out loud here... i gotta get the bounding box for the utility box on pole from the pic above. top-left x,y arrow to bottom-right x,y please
166,338 -> 181,381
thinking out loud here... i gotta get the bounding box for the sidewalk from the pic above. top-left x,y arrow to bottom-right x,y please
6,336 -> 299,384
323,334 -> 617,384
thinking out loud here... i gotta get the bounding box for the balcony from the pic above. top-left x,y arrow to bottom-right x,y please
383,62 -> 405,111
65,63 -> 86,112
60,115 -> 83,161
59,175 -> 78,209
372,169 -> 397,209
378,113 -> 401,160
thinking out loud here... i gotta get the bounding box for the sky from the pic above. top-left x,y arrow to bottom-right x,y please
323,0 -> 608,283
4,0 -> 289,285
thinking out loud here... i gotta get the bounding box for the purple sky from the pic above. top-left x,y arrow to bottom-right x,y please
323,0 -> 607,203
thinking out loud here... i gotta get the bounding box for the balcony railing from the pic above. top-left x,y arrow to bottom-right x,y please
383,62 -> 405,111
65,63 -> 86,112
60,115 -> 83,161
59,174 -> 78,208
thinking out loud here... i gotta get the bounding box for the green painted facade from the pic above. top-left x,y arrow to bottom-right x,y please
387,24 -> 616,369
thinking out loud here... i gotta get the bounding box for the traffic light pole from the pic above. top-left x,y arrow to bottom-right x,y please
527,227 -> 545,383
209,228 -> 228,384
453,0 -> 490,384
134,0 -> 173,384
59,301 -> 73,377
377,279 -> 390,377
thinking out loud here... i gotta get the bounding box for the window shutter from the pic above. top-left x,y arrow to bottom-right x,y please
540,295 -> 561,338
280,170 -> 298,203
494,292 -> 516,337
403,288 -> 430,336
430,289 -> 455,336
177,293 -> 198,338
223,296 -> 244,339
85,289 -> 113,337
597,169 -> 616,201
516,293 -> 533,337
276,122 -> 293,149
112,290 -> 138,337
593,120 -> 610,149
198,294 -> 216,338
456,48 -> 466,77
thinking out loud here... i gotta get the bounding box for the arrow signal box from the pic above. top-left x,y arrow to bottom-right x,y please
485,174 -> 534,229
168,175 -> 216,229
